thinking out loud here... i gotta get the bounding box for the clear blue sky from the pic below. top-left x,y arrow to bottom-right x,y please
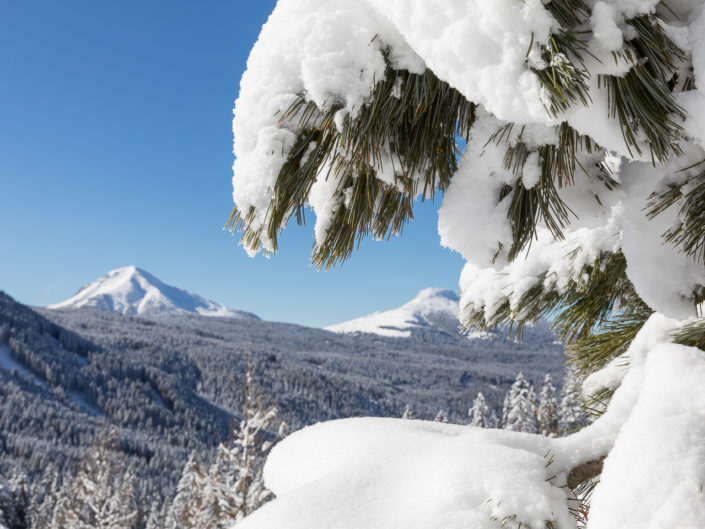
0,0 -> 464,328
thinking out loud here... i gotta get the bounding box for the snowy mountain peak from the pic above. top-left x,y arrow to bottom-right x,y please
325,288 -> 460,338
48,266 -> 258,320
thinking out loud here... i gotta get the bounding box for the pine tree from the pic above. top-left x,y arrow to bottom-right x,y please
185,357 -> 279,529
228,357 -> 278,521
31,469 -> 61,529
165,451 -> 205,529
0,477 -> 12,529
228,0 -> 705,522
537,375 -> 559,437
433,410 -> 448,423
559,366 -> 589,436
51,428 -> 138,529
502,373 -> 538,434
144,500 -> 164,529
468,392 -> 494,428
401,404 -> 413,420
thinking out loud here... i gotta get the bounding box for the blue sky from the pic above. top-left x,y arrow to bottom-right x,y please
0,0 -> 464,327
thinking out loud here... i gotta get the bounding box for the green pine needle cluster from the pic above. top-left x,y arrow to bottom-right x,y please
530,0 -> 592,117
227,50 -> 475,268
461,249 -> 652,378
648,158 -> 705,266
490,122 -> 616,260
601,14 -> 686,163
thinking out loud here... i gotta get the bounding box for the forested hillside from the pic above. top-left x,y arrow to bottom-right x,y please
0,290 -> 564,522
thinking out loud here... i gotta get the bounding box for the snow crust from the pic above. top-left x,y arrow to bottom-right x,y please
47,266 -> 257,320
324,288 -> 459,337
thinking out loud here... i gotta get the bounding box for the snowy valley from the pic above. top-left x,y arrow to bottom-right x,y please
0,268 -> 565,527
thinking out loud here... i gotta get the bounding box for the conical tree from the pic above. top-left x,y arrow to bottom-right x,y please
144,500 -> 164,529
433,410 -> 448,423
537,375 -> 559,437
0,476 -> 12,529
559,366 -> 589,436
229,0 -> 705,525
229,357 -> 278,521
52,428 -> 138,529
194,356 -> 278,528
165,451 -> 205,529
30,465 -> 61,529
502,374 -> 538,433
468,392 -> 494,428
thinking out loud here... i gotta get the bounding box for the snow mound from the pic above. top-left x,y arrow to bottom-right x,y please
243,418 -> 570,529
47,266 -> 258,320
324,288 -> 460,338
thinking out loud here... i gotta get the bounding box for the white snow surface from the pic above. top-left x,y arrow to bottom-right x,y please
238,314 -> 705,529
47,266 -> 258,319
242,418 -> 570,529
324,288 -> 459,338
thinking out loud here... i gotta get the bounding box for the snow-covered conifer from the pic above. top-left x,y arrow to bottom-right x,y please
537,375 -> 559,437
144,500 -> 164,529
401,404 -> 413,420
165,451 -> 205,529
228,357 -> 278,520
433,410 -> 448,423
502,374 -> 538,433
189,357 -> 278,528
51,428 -> 138,529
0,477 -> 12,529
559,367 -> 589,436
31,469 -> 61,529
468,392 -> 493,428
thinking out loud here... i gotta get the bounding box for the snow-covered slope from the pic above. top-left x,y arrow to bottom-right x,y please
47,266 -> 258,319
325,288 -> 462,338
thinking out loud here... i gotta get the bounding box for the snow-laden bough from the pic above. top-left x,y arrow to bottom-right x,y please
229,0 -> 705,526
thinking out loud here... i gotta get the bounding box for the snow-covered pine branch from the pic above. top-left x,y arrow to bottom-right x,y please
228,0 -> 705,527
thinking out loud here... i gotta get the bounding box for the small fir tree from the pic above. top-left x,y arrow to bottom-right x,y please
502,373 -> 538,433
227,357 -> 278,521
165,451 -> 205,529
559,366 -> 589,436
51,428 -> 138,529
468,392 -> 493,428
433,410 -> 448,423
173,357 -> 279,529
144,500 -> 164,529
0,477 -> 12,529
537,375 -> 559,437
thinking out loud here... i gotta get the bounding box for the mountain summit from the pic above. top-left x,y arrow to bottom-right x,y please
325,288 -> 460,338
47,266 -> 258,319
